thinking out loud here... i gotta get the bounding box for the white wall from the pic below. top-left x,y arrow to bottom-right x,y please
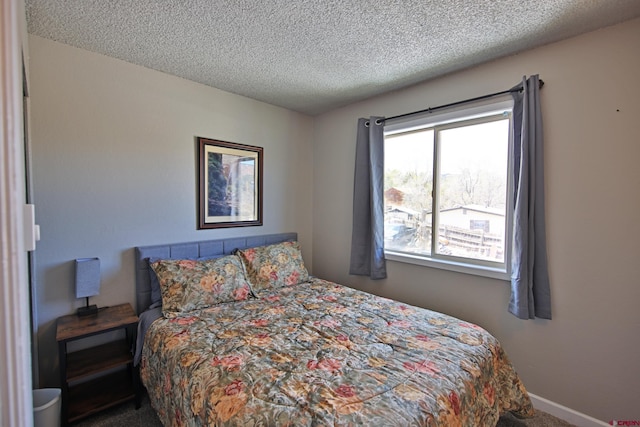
28,35 -> 314,386
312,18 -> 640,422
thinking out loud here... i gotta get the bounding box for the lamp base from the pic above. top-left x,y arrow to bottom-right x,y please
77,304 -> 98,317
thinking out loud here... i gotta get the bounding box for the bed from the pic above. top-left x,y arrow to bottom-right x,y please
134,232 -> 534,426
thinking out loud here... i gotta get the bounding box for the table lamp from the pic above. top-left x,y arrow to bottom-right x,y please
75,257 -> 100,316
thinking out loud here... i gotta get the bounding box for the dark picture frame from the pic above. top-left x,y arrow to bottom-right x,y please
197,137 -> 263,229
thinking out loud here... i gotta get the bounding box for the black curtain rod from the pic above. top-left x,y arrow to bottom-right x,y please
374,79 -> 544,125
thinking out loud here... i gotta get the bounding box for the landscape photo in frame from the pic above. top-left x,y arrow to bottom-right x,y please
197,137 -> 263,229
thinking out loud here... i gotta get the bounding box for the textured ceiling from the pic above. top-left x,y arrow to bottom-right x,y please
26,1 -> 640,115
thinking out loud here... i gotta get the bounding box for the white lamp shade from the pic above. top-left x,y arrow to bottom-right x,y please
75,258 -> 100,299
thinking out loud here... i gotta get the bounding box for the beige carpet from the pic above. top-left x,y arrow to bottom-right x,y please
73,393 -> 576,426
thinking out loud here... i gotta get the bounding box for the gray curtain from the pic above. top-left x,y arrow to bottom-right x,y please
349,117 -> 387,279
510,75 -> 552,319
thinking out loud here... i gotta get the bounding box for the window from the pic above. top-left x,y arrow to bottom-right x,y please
383,99 -> 514,279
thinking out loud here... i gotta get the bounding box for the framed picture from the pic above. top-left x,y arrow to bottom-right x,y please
197,137 -> 263,229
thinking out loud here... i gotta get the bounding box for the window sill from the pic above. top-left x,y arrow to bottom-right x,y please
384,251 -> 510,281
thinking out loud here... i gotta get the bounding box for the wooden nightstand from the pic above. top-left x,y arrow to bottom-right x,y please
56,303 -> 140,425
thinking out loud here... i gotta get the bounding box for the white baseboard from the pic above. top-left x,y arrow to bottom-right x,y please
529,393 -> 610,427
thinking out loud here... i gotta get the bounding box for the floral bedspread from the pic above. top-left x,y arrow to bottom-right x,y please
140,278 -> 534,426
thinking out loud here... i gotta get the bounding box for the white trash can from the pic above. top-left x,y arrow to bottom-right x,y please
33,388 -> 61,427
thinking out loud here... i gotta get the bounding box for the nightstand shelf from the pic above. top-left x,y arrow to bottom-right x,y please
66,340 -> 132,382
56,303 -> 140,425
67,369 -> 134,422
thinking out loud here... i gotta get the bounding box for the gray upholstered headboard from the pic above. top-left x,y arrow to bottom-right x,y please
134,232 -> 298,315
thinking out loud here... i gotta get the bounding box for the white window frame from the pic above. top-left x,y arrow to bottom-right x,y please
383,96 -> 515,281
